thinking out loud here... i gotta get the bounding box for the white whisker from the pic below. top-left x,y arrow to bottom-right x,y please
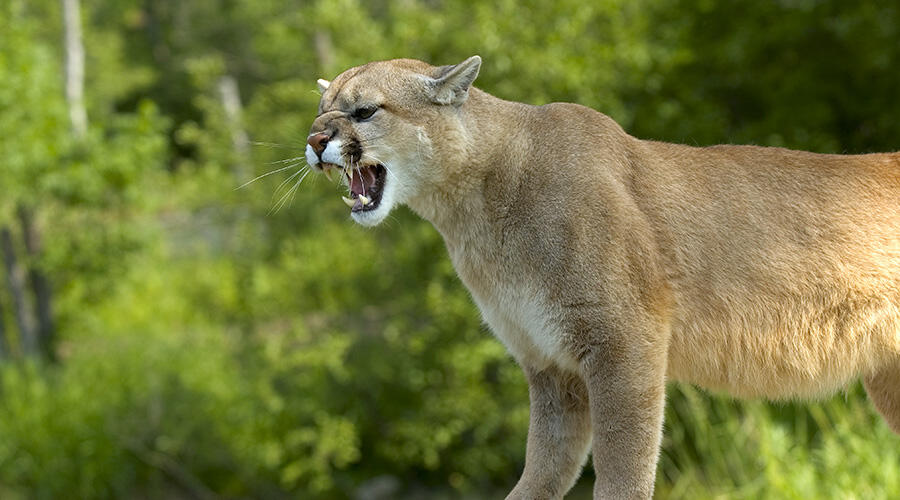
363,150 -> 399,182
266,155 -> 308,165
272,166 -> 307,196
235,164 -> 300,190
287,170 -> 310,206
270,169 -> 310,214
251,141 -> 301,150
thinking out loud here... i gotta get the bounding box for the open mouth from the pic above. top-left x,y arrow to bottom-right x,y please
323,164 -> 387,212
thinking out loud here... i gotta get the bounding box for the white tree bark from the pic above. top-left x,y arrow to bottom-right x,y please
314,30 -> 335,72
62,0 -> 87,138
217,75 -> 251,179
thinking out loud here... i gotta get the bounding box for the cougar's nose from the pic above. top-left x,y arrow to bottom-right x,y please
307,132 -> 330,157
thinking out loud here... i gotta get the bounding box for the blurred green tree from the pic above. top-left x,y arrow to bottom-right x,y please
0,0 -> 897,498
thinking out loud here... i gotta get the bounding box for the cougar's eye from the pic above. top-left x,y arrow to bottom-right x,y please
352,105 -> 378,121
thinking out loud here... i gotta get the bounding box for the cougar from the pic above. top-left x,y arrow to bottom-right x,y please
304,55 -> 900,499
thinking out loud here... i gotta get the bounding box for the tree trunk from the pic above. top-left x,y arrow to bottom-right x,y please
17,207 -> 55,360
217,74 -> 257,338
314,30 -> 335,73
0,227 -> 37,356
62,0 -> 87,138
0,298 -> 8,360
217,74 -> 251,180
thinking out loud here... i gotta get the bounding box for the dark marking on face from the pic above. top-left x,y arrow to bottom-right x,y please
325,65 -> 369,111
349,88 -> 362,106
345,138 -> 364,164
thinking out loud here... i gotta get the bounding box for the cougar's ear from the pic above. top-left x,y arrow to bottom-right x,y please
317,78 -> 331,94
426,55 -> 481,106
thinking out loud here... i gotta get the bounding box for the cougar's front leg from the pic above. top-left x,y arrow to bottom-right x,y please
579,319 -> 668,500
506,365 -> 592,500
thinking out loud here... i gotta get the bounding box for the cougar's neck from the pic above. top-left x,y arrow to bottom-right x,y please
411,88 -> 538,250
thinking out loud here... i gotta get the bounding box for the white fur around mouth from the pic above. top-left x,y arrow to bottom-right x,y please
307,142 -> 395,226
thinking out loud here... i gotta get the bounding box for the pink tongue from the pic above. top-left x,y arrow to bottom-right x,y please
349,168 -> 376,196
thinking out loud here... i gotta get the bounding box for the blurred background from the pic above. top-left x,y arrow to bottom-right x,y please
1,0 -> 899,498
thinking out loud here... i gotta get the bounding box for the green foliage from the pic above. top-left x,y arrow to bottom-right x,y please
659,385 -> 900,499
0,4 -> 70,210
623,0 -> 900,152
0,0 -> 898,498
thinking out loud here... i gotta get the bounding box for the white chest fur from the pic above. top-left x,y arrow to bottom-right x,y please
466,274 -> 580,373
442,219 -> 581,373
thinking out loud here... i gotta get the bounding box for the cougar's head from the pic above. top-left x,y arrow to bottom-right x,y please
305,56 -> 481,226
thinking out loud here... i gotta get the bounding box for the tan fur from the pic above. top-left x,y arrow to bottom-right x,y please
307,56 -> 900,499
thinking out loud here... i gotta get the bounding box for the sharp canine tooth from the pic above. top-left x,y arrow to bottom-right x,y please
323,168 -> 334,182
342,196 -> 355,208
359,194 -> 371,205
